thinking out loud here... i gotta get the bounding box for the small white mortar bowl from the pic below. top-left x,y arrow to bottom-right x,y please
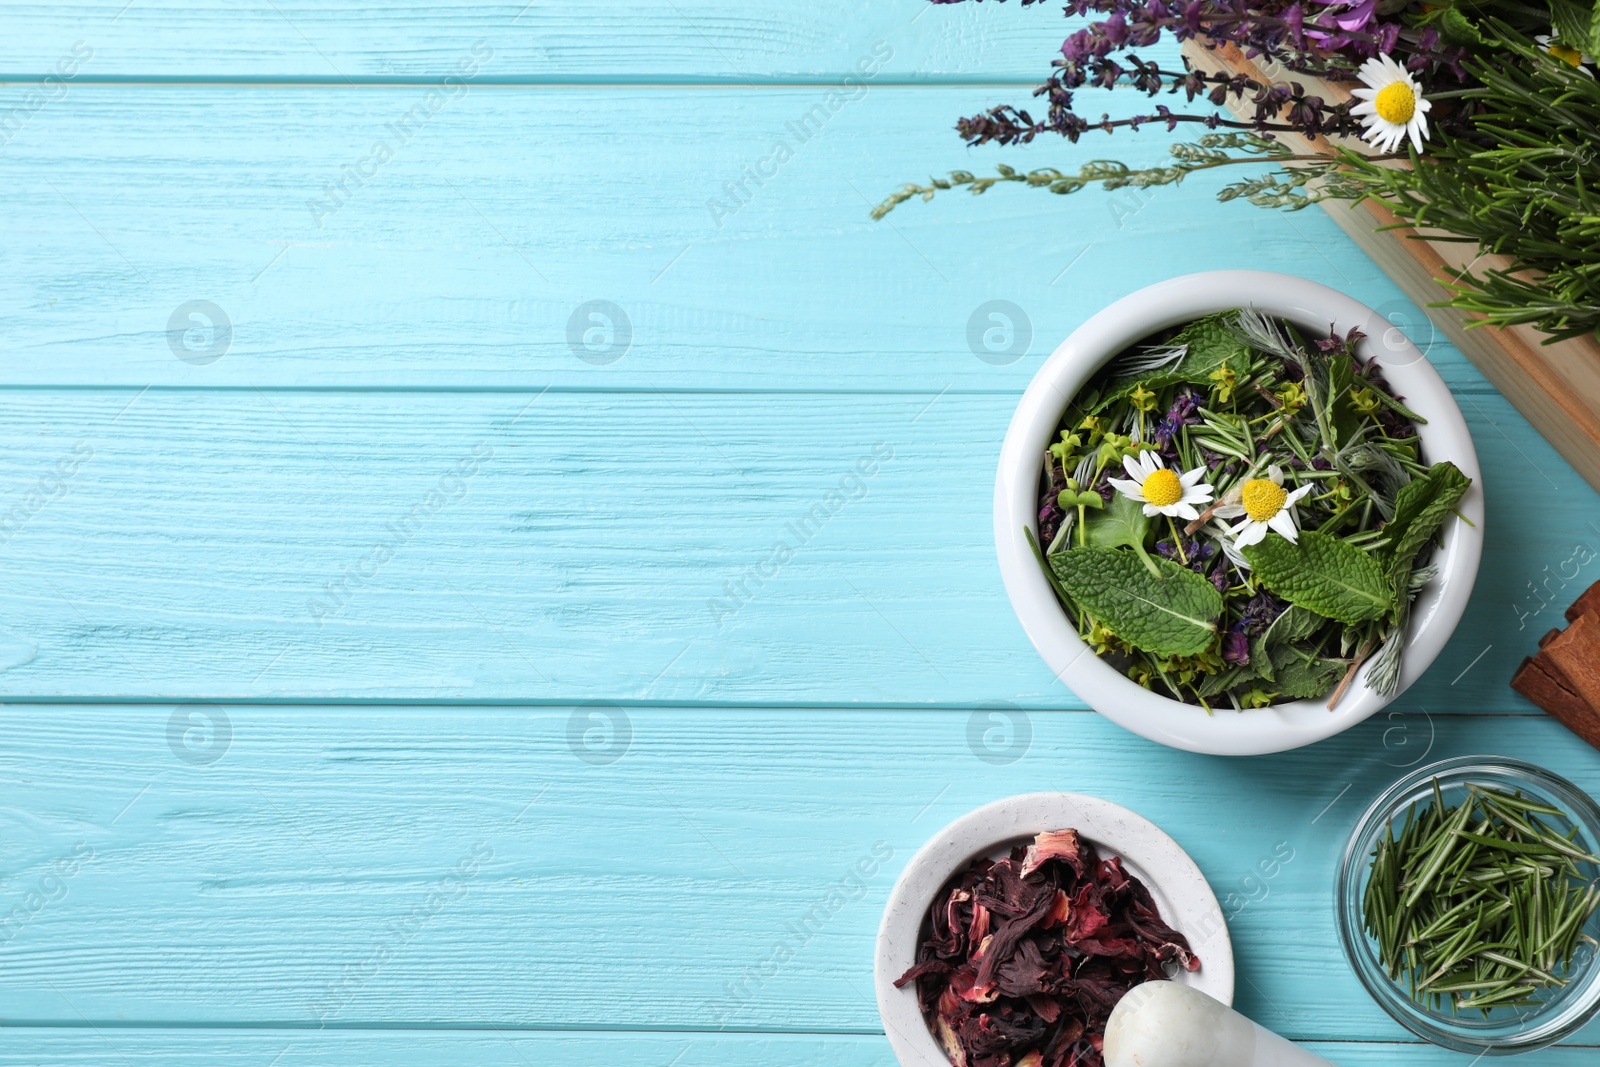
994,271 -> 1484,756
874,792 -> 1233,1067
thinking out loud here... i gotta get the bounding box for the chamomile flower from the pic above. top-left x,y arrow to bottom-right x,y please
1214,465 -> 1313,548
1107,451 -> 1214,520
1536,34 -> 1595,75
1350,53 -> 1432,153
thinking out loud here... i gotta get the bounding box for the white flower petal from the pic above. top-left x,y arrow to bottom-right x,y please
1107,477 -> 1143,501
1179,466 -> 1208,486
1214,503 -> 1245,519
1266,464 -> 1283,485
1181,485 -> 1214,505
1142,503 -> 1163,518
1268,510 -> 1300,543
1174,503 -> 1200,521
1372,127 -> 1401,153
1235,521 -> 1268,548
1121,455 -> 1143,481
1284,484 -> 1314,507
1137,451 -> 1161,479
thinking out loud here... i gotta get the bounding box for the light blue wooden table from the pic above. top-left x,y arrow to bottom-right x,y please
2,4 -> 1598,1063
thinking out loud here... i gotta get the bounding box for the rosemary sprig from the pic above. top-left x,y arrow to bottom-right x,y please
1363,781 -> 1600,1015
1331,22 -> 1600,342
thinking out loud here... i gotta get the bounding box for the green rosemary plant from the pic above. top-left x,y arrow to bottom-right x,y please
878,4 -> 1600,342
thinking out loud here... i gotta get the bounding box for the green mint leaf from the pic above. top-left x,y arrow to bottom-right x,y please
1211,606 -> 1331,697
1270,652 -> 1347,700
1050,546 -> 1222,657
1081,491 -> 1150,551
1433,7 -> 1486,47
1092,311 -> 1250,411
1551,0 -> 1600,56
1197,664 -> 1252,699
1382,461 -> 1471,583
1249,604 -> 1328,684
1327,352 -> 1363,449
1167,312 -> 1253,381
1243,530 -> 1395,626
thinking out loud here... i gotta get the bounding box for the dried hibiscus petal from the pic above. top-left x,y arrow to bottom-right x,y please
896,828 -> 1199,1067
1020,828 -> 1087,878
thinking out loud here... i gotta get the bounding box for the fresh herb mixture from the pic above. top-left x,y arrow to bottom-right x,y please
896,828 -> 1198,1067
1029,308 -> 1471,710
1364,781 -> 1600,1013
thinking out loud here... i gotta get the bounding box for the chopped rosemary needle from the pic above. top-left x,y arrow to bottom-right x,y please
1363,780 -> 1600,1015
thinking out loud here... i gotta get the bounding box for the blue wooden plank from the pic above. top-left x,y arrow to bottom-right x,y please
0,705 -> 1596,1044
5,2 -> 1597,1056
0,85 -> 1495,394
0,387 -> 1582,705
1,1 -> 1075,82
0,1030 -> 1591,1066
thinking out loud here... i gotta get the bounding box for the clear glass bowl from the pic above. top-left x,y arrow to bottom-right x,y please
1338,756 -> 1600,1054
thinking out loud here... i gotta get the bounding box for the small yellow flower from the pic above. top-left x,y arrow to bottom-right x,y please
1096,433 -> 1145,472
1276,380 -> 1306,415
1349,387 -> 1382,418
1158,649 -> 1223,687
1208,364 -> 1238,403
1242,687 -> 1276,709
1048,430 -> 1083,466
1089,620 -> 1134,656
1130,384 -> 1159,413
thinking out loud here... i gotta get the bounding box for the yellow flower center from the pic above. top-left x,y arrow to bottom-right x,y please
1550,42 -> 1584,67
1241,479 -> 1288,522
1374,81 -> 1416,125
1142,469 -> 1182,508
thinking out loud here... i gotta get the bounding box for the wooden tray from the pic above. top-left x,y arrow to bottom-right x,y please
1181,40 -> 1600,492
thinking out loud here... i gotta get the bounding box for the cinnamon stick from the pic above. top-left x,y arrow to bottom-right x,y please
1541,612 -> 1600,714
1565,579 -> 1600,623
1511,655 -> 1600,750
1511,581 -> 1600,753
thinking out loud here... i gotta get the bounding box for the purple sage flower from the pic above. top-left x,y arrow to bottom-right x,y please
1153,390 -> 1202,447
1223,627 -> 1250,667
1210,564 -> 1232,593
1306,0 -> 1379,51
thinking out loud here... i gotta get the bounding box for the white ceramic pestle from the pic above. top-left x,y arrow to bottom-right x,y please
1103,981 -> 1340,1067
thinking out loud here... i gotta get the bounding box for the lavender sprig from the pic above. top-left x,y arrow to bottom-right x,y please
930,0 -> 1466,147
